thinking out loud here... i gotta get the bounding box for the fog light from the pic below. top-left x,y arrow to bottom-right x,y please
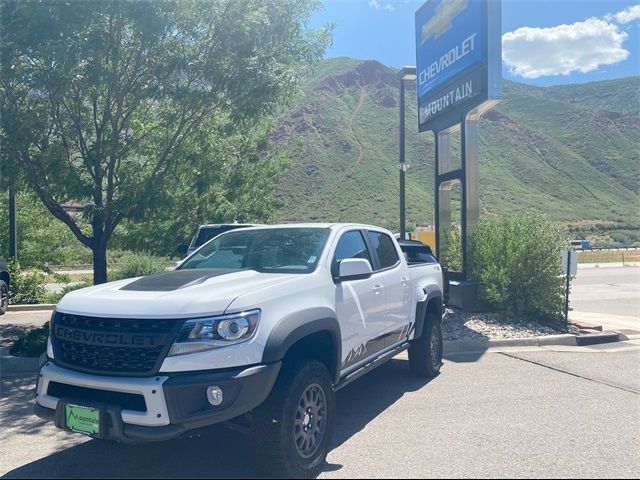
206,386 -> 223,406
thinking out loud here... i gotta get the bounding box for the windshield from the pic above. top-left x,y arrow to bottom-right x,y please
189,225 -> 253,250
179,228 -> 330,274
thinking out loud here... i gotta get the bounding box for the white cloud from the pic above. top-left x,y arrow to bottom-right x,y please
502,18 -> 630,79
610,4 -> 640,24
368,0 -> 395,11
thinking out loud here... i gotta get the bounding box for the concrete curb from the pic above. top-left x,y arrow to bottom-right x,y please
0,355 -> 41,375
619,333 -> 640,341
7,304 -> 55,312
444,332 -> 622,353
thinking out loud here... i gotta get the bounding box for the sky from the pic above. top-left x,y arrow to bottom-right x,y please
310,0 -> 640,86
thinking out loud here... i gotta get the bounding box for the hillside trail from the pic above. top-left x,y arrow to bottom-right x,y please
348,85 -> 367,169
322,84 -> 367,212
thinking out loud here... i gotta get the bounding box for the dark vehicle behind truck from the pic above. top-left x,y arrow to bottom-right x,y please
398,238 -> 449,304
177,223 -> 255,257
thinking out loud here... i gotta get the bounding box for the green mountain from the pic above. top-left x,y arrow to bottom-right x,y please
272,58 -> 640,244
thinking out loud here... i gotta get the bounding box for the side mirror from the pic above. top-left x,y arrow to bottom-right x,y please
176,244 -> 189,256
337,258 -> 373,282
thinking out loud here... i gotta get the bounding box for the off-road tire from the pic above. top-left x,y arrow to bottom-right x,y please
252,359 -> 335,478
408,312 -> 443,377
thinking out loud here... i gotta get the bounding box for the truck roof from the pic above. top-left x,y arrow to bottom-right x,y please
241,223 -> 391,231
197,223 -> 255,228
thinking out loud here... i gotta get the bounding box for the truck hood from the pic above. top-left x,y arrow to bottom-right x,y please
56,268 -> 300,319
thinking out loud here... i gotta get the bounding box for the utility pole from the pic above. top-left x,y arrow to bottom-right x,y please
398,66 -> 416,240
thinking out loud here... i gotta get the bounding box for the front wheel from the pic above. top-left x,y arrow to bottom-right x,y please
408,313 -> 443,377
252,359 -> 335,478
0,280 -> 8,315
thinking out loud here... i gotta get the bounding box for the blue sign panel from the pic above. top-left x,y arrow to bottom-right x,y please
415,0 -> 501,132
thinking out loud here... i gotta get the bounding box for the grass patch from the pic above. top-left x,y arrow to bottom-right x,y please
578,250 -> 640,264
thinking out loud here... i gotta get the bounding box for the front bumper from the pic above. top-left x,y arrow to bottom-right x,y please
34,360 -> 281,443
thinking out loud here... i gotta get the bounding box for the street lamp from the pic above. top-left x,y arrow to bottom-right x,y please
398,66 -> 416,240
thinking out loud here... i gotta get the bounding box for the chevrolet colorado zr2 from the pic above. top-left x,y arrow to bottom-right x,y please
35,223 -> 445,477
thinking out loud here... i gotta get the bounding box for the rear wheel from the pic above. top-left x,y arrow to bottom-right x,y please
0,280 -> 8,315
252,359 -> 335,478
408,312 -> 443,377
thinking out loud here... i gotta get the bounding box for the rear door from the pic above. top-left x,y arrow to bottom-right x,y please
366,230 -> 412,346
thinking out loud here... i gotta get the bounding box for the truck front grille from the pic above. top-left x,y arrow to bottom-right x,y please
51,312 -> 180,376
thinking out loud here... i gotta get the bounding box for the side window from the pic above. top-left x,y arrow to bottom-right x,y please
368,231 -> 400,270
403,246 -> 437,265
332,231 -> 372,277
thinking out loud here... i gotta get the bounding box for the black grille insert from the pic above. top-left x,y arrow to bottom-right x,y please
51,312 -> 180,376
47,382 -> 147,412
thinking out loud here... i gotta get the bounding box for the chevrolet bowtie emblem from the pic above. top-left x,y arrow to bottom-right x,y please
420,0 -> 469,45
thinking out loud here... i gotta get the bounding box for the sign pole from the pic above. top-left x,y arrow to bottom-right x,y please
399,76 -> 406,240
564,250 -> 571,324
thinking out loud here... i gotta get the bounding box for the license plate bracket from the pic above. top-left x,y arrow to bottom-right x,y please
63,402 -> 104,438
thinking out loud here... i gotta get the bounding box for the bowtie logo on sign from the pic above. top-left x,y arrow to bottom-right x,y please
419,0 -> 468,44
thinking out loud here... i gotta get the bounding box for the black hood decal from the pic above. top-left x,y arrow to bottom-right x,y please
119,269 -> 243,292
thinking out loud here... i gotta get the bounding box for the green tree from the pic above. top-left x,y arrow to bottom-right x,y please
0,190 -> 92,267
112,121 -> 291,255
0,0 -> 330,283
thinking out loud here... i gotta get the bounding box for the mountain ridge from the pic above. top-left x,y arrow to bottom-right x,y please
273,58 -> 639,244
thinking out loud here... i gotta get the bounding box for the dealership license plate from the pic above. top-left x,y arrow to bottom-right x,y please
64,403 -> 101,437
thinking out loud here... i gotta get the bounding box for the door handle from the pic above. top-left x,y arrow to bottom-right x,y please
401,277 -> 409,285
373,284 -> 384,291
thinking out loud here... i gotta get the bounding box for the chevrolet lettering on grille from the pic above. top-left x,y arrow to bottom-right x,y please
54,326 -> 165,347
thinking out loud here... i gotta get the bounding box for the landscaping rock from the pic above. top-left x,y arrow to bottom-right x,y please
443,308 -> 564,341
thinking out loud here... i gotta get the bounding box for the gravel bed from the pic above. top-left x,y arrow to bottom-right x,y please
442,308 -> 566,341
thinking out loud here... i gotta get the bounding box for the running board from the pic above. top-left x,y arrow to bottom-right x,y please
334,342 -> 410,392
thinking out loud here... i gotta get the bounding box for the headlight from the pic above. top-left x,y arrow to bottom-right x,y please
47,309 -> 55,358
168,309 -> 260,357
47,337 -> 54,359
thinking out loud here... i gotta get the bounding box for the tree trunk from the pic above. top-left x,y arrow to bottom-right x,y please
92,243 -> 108,285
8,187 -> 17,260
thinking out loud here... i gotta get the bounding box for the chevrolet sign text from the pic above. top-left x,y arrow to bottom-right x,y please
419,33 -> 477,91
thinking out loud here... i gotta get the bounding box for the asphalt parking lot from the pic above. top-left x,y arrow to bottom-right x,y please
2,342 -> 639,479
1,266 -> 638,478
570,266 -> 640,331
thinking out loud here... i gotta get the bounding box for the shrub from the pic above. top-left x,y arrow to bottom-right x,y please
109,252 -> 168,281
43,281 -> 91,304
7,259 -> 46,304
469,214 -> 568,326
440,227 -> 462,271
51,272 -> 71,284
10,322 -> 49,357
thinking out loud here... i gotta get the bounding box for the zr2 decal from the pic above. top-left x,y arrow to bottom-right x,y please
341,323 -> 413,371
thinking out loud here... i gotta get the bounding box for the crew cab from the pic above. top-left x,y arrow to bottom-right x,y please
35,224 -> 445,477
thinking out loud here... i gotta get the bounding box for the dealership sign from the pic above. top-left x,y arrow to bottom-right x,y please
415,0 -> 502,132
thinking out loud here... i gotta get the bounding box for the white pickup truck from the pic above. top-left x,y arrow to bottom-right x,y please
35,223 -> 445,477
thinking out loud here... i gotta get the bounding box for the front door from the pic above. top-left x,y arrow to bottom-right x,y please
333,230 -> 387,374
